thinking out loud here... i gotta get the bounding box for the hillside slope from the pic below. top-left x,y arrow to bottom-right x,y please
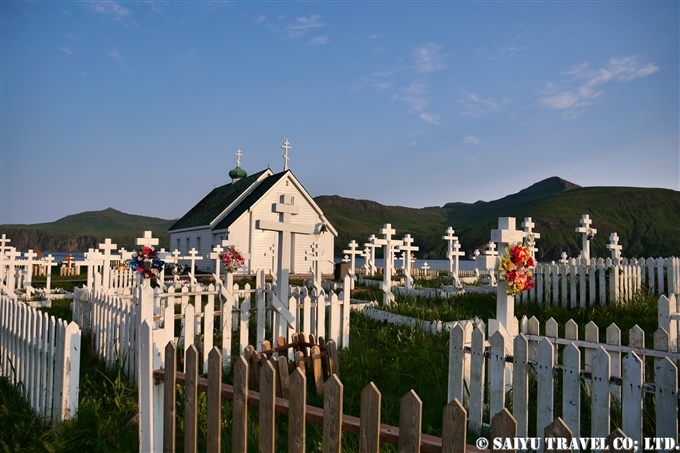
1,208 -> 173,251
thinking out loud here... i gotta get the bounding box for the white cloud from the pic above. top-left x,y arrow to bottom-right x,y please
109,50 -> 122,61
540,56 -> 659,113
419,113 -> 441,125
413,42 -> 446,73
60,47 -> 74,55
255,15 -> 266,23
457,92 -> 508,117
286,14 -> 325,38
368,33 -> 382,39
308,36 -> 329,46
463,135 -> 481,145
91,1 -> 130,18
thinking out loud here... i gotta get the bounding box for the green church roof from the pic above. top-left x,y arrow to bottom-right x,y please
169,169 -> 268,231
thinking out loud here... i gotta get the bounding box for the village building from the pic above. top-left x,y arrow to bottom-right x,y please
168,146 -> 337,275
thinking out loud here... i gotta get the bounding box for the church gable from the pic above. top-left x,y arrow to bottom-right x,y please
169,169 -> 269,231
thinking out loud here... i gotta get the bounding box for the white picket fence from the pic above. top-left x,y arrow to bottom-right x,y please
448,296 -> 680,442
0,295 -> 81,421
72,273 -> 351,380
518,256 -> 679,307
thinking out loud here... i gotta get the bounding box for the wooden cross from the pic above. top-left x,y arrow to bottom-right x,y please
490,217 -> 525,338
4,248 -> 21,292
606,232 -> 622,264
442,227 -> 459,278
485,241 -> 498,256
575,214 -> 597,260
265,243 -> 278,284
0,234 -> 11,282
363,235 -> 379,275
370,224 -> 397,305
281,139 -> 291,171
450,239 -> 465,287
23,249 -> 38,284
63,253 -> 75,268
42,254 -> 55,293
256,194 -> 314,326
186,248 -> 203,285
98,238 -> 119,288
342,240 -> 363,289
399,234 -> 419,289
81,248 -> 104,289
305,242 -> 324,292
560,252 -> 568,264
342,255 -> 349,263
235,148 -> 243,167
522,217 -> 541,259
421,262 -> 430,272
136,231 -> 160,248
362,246 -> 371,274
209,244 -> 225,279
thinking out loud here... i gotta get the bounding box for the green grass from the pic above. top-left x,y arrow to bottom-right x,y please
0,278 -> 666,451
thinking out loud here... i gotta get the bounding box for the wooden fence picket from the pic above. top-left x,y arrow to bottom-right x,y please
592,346 -> 611,440
184,345 -> 198,453
536,338 -> 554,439
323,375 -> 344,453
232,356 -> 248,453
655,357 -> 678,440
442,398 -> 466,453
259,360 -> 275,453
360,382 -> 381,453
399,390 -> 422,453
289,368 -> 306,453
544,418 -> 572,453
468,326 -> 485,434
622,352 -> 643,446
490,408 -> 516,453
562,343 -> 580,438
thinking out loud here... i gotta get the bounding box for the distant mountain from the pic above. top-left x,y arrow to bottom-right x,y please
1,208 -> 174,252
316,178 -> 680,261
3,179 -> 679,260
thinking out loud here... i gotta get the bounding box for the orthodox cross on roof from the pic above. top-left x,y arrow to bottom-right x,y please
235,148 -> 243,168
282,139 -> 291,171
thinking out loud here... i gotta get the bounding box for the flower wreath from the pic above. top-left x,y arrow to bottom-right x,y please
220,245 -> 245,273
586,228 -> 595,241
128,245 -> 165,279
499,242 -> 535,295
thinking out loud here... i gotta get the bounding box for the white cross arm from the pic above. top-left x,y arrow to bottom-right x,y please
256,219 -> 314,235
270,294 -> 295,327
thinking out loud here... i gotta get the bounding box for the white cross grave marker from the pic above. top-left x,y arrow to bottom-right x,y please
362,246 -> 370,274
575,215 -> 597,261
450,239 -> 465,288
98,238 -> 119,289
399,234 -> 419,289
79,248 -> 104,290
342,240 -> 363,290
342,255 -> 349,263
42,254 -> 55,294
521,217 -> 540,260
490,217 -> 525,337
370,224 -> 397,305
186,248 -> 203,287
442,227 -> 458,278
4,248 -> 20,293
23,250 -> 38,295
306,242 -> 324,294
136,231 -> 160,248
606,232 -> 622,265
560,252 -> 568,265
364,235 -> 379,275
256,194 -> 315,334
0,234 -> 11,283
281,139 -> 291,171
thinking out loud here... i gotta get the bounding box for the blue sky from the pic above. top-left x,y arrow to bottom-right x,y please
1,1 -> 678,225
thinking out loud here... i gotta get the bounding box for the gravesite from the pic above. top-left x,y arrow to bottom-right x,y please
1,3 -> 679,453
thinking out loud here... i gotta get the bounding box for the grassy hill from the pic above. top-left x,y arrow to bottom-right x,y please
316,179 -> 680,261
1,208 -> 174,252
2,179 -> 678,260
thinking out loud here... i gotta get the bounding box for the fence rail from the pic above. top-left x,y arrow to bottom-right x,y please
0,295 -> 81,421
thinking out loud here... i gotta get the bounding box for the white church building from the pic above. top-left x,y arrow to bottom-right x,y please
168,145 -> 337,275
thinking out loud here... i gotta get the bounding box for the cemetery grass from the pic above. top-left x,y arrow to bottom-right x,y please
0,334 -> 139,453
